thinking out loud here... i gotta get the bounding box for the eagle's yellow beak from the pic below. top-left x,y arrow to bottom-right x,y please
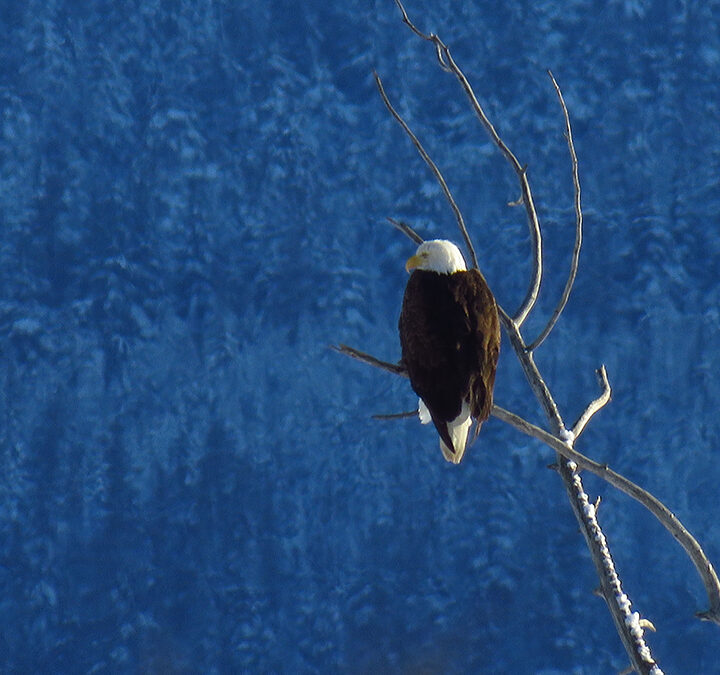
405,254 -> 423,273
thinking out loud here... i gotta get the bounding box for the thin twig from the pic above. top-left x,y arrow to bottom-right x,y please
373,410 -> 417,420
331,344 -> 407,377
527,71 -> 583,351
387,217 -> 424,244
374,71 -> 479,270
393,0 -> 542,326
571,365 -> 611,439
493,404 -> 720,625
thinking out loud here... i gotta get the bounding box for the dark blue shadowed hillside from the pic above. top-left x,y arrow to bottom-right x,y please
1,0 -> 719,672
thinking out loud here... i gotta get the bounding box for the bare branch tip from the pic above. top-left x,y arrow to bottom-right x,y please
386,217 -> 425,245
696,609 -> 720,625
596,364 -> 611,394
638,618 -> 656,632
372,410 -> 417,420
393,0 -> 434,42
393,0 -> 409,19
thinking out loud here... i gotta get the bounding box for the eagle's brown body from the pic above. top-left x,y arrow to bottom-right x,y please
399,266 -> 500,462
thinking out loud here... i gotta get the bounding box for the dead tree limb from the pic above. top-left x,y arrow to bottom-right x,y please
374,71 -> 479,269
386,217 -> 424,245
331,344 -> 406,377
334,340 -> 720,628
392,0 -> 542,325
527,70 -> 583,351
335,0 -> 720,669
494,404 -> 720,628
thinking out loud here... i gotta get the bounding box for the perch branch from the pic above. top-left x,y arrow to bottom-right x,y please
386,217 -> 424,245
373,410 -> 417,420
331,344 -> 407,377
335,337 -> 720,623
334,336 -> 720,634
527,71 -> 584,351
388,10 -> 657,661
374,71 -> 479,270
494,404 -> 720,625
393,0 -> 542,326
387,2 -> 710,667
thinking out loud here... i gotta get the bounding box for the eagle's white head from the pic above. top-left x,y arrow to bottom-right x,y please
405,239 -> 467,275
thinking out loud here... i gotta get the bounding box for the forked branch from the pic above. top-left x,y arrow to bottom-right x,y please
335,339 -> 720,624
494,404 -> 720,626
393,0 -> 542,326
388,0 -> 720,638
374,71 -> 479,270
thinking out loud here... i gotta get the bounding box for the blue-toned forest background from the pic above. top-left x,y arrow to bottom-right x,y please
2,0 -> 720,672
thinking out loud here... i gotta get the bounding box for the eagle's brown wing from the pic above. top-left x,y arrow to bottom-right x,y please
399,269 -> 500,454
450,269 -> 500,429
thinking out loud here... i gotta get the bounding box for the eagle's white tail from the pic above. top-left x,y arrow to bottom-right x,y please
441,400 -> 472,464
418,398 -> 473,464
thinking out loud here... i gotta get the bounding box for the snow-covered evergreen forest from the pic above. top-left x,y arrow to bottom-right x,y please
1,0 -> 719,671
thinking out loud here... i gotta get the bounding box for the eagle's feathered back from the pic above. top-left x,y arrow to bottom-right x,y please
399,240 -> 500,463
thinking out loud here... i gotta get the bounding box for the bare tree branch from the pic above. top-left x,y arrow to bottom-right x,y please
376,6 -> 664,664
372,410 -> 417,420
571,365 -> 611,439
334,334 -> 720,632
527,70 -> 584,351
494,404 -> 720,626
331,344 -> 407,377
373,71 -> 479,270
392,0 -> 542,326
386,4 -> 669,656
386,217 -> 424,245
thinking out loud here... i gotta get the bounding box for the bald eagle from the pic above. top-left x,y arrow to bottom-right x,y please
399,239 -> 500,464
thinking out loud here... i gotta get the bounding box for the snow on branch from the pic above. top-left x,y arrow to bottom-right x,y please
494,404 -> 720,631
